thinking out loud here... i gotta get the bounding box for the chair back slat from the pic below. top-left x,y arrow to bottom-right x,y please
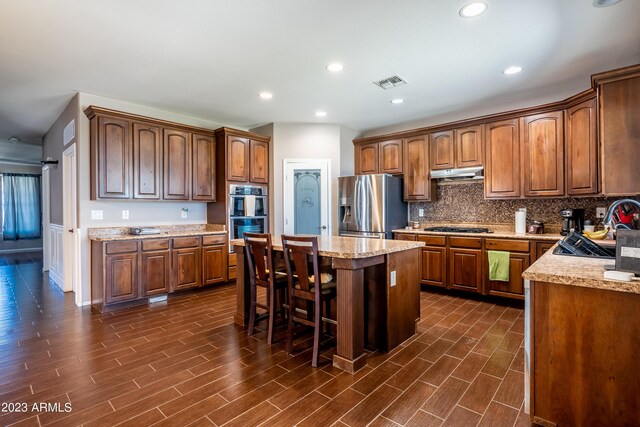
244,232 -> 273,288
281,235 -> 321,297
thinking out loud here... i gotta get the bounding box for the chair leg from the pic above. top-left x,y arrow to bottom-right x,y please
312,301 -> 322,368
248,283 -> 257,337
324,298 -> 331,335
286,295 -> 295,355
267,286 -> 276,346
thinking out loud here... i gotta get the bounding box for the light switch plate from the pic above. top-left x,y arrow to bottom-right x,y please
390,271 -> 396,287
418,208 -> 424,217
596,207 -> 607,218
181,209 -> 188,219
91,210 -> 103,220
122,210 -> 129,220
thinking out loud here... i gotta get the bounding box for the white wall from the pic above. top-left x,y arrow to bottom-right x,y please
74,92 -> 231,304
340,125 -> 359,176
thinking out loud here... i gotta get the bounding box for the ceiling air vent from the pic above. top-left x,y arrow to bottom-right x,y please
373,75 -> 408,90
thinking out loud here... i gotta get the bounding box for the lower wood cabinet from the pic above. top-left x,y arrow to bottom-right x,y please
485,252 -> 530,299
448,248 -> 483,293
421,246 -> 447,287
105,253 -> 139,304
92,234 -> 228,311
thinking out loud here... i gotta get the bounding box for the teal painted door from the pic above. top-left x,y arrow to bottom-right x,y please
294,169 -> 321,234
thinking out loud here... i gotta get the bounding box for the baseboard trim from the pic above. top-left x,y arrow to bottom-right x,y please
0,247 -> 43,254
48,268 -> 64,290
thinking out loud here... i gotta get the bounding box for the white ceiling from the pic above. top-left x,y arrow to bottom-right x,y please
0,0 -> 639,151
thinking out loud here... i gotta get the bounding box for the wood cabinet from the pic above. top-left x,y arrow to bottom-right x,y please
430,131 -> 455,170
86,107 -> 216,202
421,246 -> 447,287
163,128 -> 191,200
227,135 -> 250,182
403,136 -> 434,201
485,119 -> 521,199
566,98 -> 598,195
91,234 -> 228,312
597,73 -> 640,196
133,123 -> 161,199
191,133 -> 216,201
249,140 -> 269,183
355,142 -> 379,175
448,248 -> 483,293
455,125 -> 483,168
484,239 -> 531,299
522,112 -> 565,197
379,139 -> 403,174
94,116 -> 131,199
535,241 -> 556,260
393,233 -> 417,241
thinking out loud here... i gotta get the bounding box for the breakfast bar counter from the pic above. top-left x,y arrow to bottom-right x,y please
231,236 -> 425,373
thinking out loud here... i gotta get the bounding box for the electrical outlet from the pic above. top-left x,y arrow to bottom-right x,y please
181,208 -> 188,219
418,208 -> 424,217
596,207 -> 607,219
390,271 -> 396,287
91,210 -> 103,220
122,210 -> 129,220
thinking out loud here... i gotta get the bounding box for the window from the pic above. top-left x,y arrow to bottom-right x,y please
1,173 -> 42,240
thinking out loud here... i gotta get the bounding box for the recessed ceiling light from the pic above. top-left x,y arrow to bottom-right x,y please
315,111 -> 327,117
459,2 -> 488,17
593,0 -> 623,7
503,66 -> 523,75
390,99 -> 405,104
258,92 -> 273,99
326,63 -> 344,72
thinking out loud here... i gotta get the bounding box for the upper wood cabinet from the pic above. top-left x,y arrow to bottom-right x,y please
403,136 -> 434,201
379,139 -> 403,174
597,72 -> 640,196
430,131 -> 455,170
522,111 -> 565,197
191,133 -> 216,201
249,140 -> 269,183
94,116 -> 131,199
163,128 -> 191,200
566,98 -> 598,195
133,122 -> 161,199
485,119 -> 521,199
355,142 -> 379,175
455,125 -> 483,168
86,106 -> 216,202
227,136 -> 250,182
218,130 -> 270,184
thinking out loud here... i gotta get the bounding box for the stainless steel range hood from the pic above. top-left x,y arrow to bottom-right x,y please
430,166 -> 484,180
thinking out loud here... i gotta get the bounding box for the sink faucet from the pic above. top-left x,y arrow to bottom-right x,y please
603,199 -> 640,230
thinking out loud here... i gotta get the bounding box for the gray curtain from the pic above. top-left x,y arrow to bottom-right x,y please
2,174 -> 42,240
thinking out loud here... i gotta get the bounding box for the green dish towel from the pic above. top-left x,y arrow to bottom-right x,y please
488,250 -> 510,282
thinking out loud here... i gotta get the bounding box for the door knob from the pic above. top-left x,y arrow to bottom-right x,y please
68,229 -> 74,233
320,225 -> 327,230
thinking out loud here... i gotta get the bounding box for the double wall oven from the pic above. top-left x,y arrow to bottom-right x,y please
228,184 -> 268,250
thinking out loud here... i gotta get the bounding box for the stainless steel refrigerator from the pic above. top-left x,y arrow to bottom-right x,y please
338,174 -> 407,239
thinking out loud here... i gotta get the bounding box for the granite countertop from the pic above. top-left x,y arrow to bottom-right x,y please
88,224 -> 227,242
523,244 -> 640,294
393,228 -> 563,242
231,236 -> 425,259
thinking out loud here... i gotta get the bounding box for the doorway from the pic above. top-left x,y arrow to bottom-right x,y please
283,159 -> 331,236
62,144 -> 79,303
42,165 -> 50,272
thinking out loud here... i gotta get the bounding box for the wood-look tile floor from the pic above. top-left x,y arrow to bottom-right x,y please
0,251 -> 530,427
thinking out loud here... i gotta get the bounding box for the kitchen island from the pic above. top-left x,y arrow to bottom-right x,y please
522,248 -> 640,426
231,236 -> 424,373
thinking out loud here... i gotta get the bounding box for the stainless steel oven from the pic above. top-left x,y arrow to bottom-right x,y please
228,184 -> 268,250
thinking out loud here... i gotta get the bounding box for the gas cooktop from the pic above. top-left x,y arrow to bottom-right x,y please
424,226 -> 492,233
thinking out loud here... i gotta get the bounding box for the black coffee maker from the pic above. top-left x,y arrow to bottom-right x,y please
560,209 -> 585,236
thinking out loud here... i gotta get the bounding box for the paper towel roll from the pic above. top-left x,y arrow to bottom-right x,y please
515,211 -> 527,235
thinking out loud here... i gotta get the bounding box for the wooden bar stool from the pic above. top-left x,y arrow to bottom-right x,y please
281,235 -> 336,367
244,232 -> 288,345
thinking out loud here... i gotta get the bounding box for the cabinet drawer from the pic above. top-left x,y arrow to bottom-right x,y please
173,236 -> 201,248
141,239 -> 170,251
417,235 -> 446,246
394,233 -> 417,241
202,235 -> 226,246
228,252 -> 237,267
228,266 -> 237,280
105,241 -> 138,254
485,239 -> 530,252
448,236 -> 482,249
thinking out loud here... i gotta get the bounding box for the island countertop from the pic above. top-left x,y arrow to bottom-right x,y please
88,224 -> 227,241
522,244 -> 640,294
231,235 -> 425,259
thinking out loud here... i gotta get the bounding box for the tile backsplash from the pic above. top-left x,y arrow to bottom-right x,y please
409,181 -> 638,228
